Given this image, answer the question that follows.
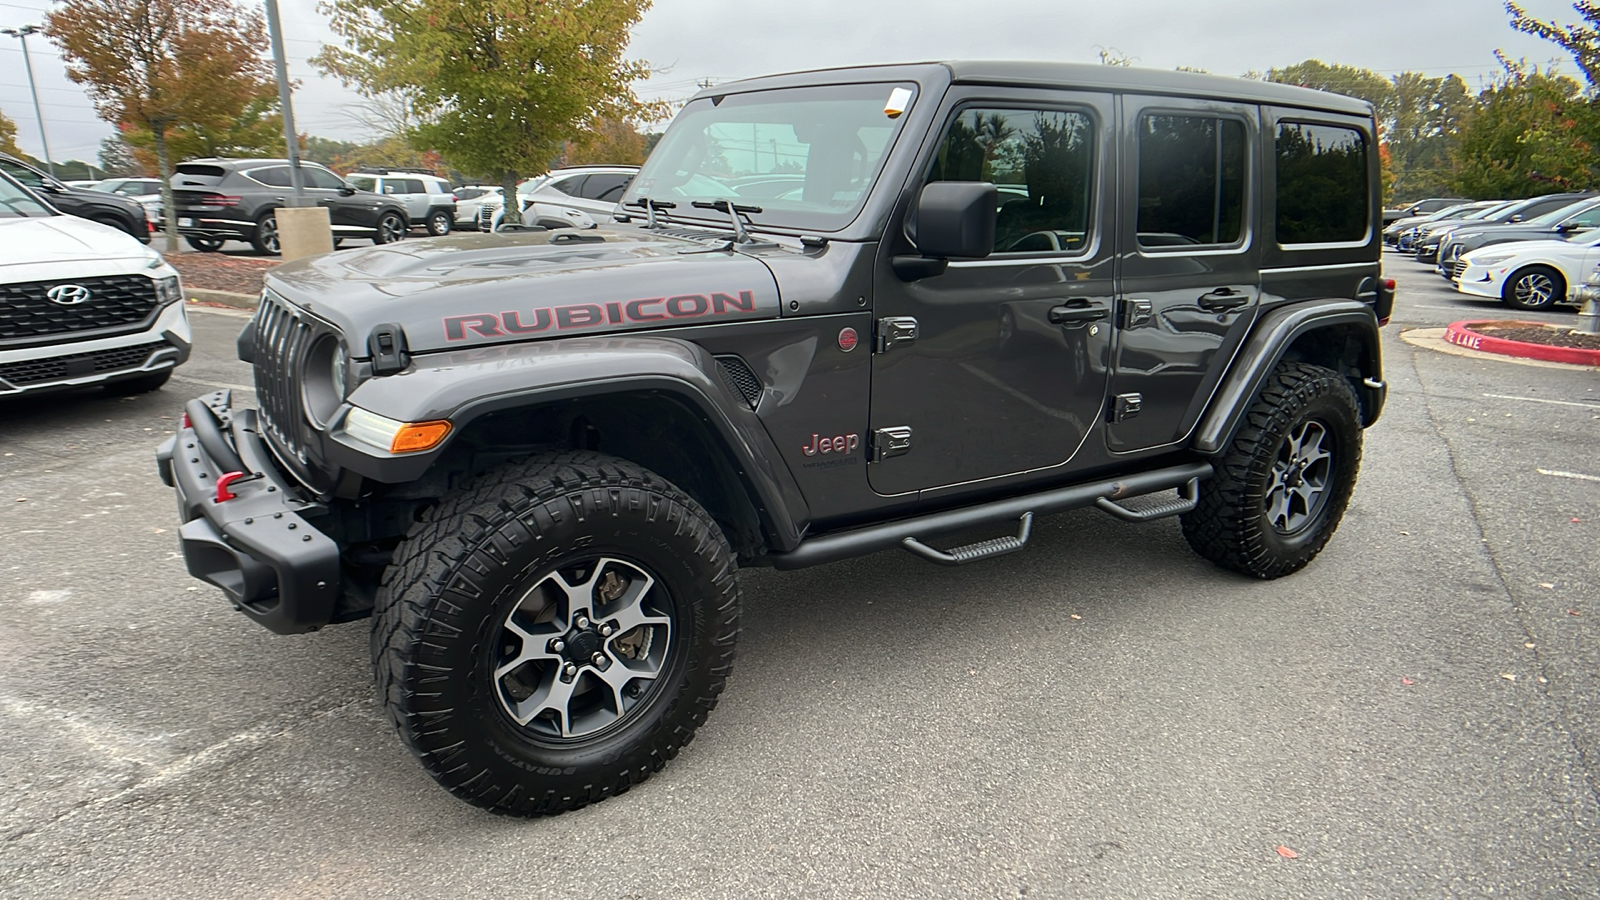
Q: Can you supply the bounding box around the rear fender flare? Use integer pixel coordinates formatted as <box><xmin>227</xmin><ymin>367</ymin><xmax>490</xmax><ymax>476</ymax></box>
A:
<box><xmin>1193</xmin><ymin>299</ymin><xmax>1383</xmax><ymax>454</ymax></box>
<box><xmin>328</xmin><ymin>334</ymin><xmax>810</xmax><ymax>551</ymax></box>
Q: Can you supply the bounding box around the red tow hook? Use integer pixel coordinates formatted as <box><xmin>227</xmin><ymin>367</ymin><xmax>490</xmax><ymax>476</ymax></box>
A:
<box><xmin>215</xmin><ymin>470</ymin><xmax>250</xmax><ymax>503</ymax></box>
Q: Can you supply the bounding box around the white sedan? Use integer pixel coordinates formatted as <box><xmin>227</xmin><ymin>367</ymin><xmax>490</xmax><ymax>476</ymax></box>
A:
<box><xmin>1454</xmin><ymin>230</ymin><xmax>1600</xmax><ymax>310</ymax></box>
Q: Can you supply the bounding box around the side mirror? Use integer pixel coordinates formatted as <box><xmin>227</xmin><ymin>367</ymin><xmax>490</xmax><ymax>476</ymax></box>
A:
<box><xmin>339</xmin><ymin>185</ymin><xmax>357</xmax><ymax>196</ymax></box>
<box><xmin>41</xmin><ymin>180</ymin><xmax>65</xmax><ymax>193</ymax></box>
<box><xmin>1509</xmin><ymin>214</ymin><xmax>1524</xmax><ymax>222</ymax></box>
<box><xmin>895</xmin><ymin>182</ymin><xmax>996</xmax><ymax>280</ymax></box>
<box><xmin>1556</xmin><ymin>222</ymin><xmax>1577</xmax><ymax>233</ymax></box>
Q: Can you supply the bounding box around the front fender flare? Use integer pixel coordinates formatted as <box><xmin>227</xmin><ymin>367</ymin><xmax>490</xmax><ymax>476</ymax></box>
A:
<box><xmin>329</xmin><ymin>334</ymin><xmax>810</xmax><ymax>551</ymax></box>
<box><xmin>1193</xmin><ymin>299</ymin><xmax>1384</xmax><ymax>455</ymax></box>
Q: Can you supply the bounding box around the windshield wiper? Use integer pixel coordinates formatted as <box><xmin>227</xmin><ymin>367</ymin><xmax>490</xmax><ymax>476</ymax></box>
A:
<box><xmin>691</xmin><ymin>199</ymin><xmax>765</xmax><ymax>245</ymax></box>
<box><xmin>624</xmin><ymin>197</ymin><xmax>677</xmax><ymax>229</ymax></box>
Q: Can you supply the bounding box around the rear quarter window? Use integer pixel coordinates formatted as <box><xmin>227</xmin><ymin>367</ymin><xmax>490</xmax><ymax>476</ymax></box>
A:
<box><xmin>1275</xmin><ymin>122</ymin><xmax>1370</xmax><ymax>245</ymax></box>
<box><xmin>173</xmin><ymin>165</ymin><xmax>228</xmax><ymax>187</ymax></box>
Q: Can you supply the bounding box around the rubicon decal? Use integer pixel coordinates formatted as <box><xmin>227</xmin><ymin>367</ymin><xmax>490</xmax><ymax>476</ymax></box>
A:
<box><xmin>444</xmin><ymin>290</ymin><xmax>759</xmax><ymax>341</ymax></box>
<box><xmin>801</xmin><ymin>432</ymin><xmax>860</xmax><ymax>457</ymax></box>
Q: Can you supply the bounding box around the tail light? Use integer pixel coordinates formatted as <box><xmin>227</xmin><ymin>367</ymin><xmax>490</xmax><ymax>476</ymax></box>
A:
<box><xmin>205</xmin><ymin>194</ymin><xmax>241</xmax><ymax>206</ymax></box>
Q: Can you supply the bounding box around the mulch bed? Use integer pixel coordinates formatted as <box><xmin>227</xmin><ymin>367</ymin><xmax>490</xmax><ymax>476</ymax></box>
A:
<box><xmin>163</xmin><ymin>252</ymin><xmax>278</xmax><ymax>296</ymax></box>
<box><xmin>1467</xmin><ymin>321</ymin><xmax>1600</xmax><ymax>352</ymax></box>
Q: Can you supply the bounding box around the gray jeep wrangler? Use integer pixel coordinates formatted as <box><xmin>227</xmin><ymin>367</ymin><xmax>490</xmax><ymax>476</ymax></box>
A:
<box><xmin>158</xmin><ymin>62</ymin><xmax>1391</xmax><ymax>815</ymax></box>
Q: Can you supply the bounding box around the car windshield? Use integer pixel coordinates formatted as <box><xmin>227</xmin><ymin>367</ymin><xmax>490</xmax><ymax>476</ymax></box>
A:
<box><xmin>625</xmin><ymin>81</ymin><xmax>919</xmax><ymax>232</ymax></box>
<box><xmin>1463</xmin><ymin>201</ymin><xmax>1514</xmax><ymax>220</ymax></box>
<box><xmin>0</xmin><ymin>173</ymin><xmax>53</xmax><ymax>218</ymax></box>
<box><xmin>1530</xmin><ymin>197</ymin><xmax>1600</xmax><ymax>226</ymax></box>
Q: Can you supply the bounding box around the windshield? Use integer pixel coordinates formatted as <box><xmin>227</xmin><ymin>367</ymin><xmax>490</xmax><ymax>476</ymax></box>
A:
<box><xmin>1463</xmin><ymin>201</ymin><xmax>1514</xmax><ymax>220</ymax></box>
<box><xmin>0</xmin><ymin>173</ymin><xmax>53</xmax><ymax>218</ymax></box>
<box><xmin>626</xmin><ymin>81</ymin><xmax>919</xmax><ymax>232</ymax></box>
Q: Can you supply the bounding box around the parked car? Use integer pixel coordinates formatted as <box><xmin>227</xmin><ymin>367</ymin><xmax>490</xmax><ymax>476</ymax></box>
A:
<box><xmin>1384</xmin><ymin>203</ymin><xmax>1476</xmax><ymax>247</ymax></box>
<box><xmin>1395</xmin><ymin>202</ymin><xmax>1496</xmax><ymax>252</ymax></box>
<box><xmin>159</xmin><ymin>61</ymin><xmax>1390</xmax><ymax>816</ymax></box>
<box><xmin>344</xmin><ymin>169</ymin><xmax>458</xmax><ymax>236</ymax></box>
<box><xmin>168</xmin><ymin>158</ymin><xmax>410</xmax><ymax>254</ymax></box>
<box><xmin>1454</xmin><ymin>230</ymin><xmax>1600</xmax><ymax>309</ymax></box>
<box><xmin>1415</xmin><ymin>192</ymin><xmax>1593</xmax><ymax>266</ymax></box>
<box><xmin>0</xmin><ymin>152</ymin><xmax>150</xmax><ymax>242</ymax></box>
<box><xmin>1407</xmin><ymin>199</ymin><xmax>1514</xmax><ymax>263</ymax></box>
<box><xmin>0</xmin><ymin>170</ymin><xmax>188</xmax><ymax>397</ymax></box>
<box><xmin>477</xmin><ymin>178</ymin><xmax>599</xmax><ymax>232</ymax></box>
<box><xmin>450</xmin><ymin>184</ymin><xmax>502</xmax><ymax>227</ymax></box>
<box><xmin>1438</xmin><ymin>194</ymin><xmax>1600</xmax><ymax>279</ymax></box>
<box><xmin>478</xmin><ymin>165</ymin><xmax>637</xmax><ymax>231</ymax></box>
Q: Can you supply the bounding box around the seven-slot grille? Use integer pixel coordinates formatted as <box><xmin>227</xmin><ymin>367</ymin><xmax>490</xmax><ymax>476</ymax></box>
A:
<box><xmin>1452</xmin><ymin>260</ymin><xmax>1468</xmax><ymax>281</ymax></box>
<box><xmin>0</xmin><ymin>275</ymin><xmax>160</xmax><ymax>344</ymax></box>
<box><xmin>478</xmin><ymin>204</ymin><xmax>496</xmax><ymax>232</ymax></box>
<box><xmin>251</xmin><ymin>291</ymin><xmax>324</xmax><ymax>467</ymax></box>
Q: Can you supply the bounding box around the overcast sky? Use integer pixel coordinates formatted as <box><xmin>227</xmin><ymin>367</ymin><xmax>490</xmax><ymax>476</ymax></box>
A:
<box><xmin>0</xmin><ymin>0</ymin><xmax>1589</xmax><ymax>167</ymax></box>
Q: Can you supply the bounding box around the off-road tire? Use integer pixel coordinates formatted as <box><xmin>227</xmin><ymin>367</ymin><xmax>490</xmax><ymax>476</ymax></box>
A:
<box><xmin>250</xmin><ymin>213</ymin><xmax>280</xmax><ymax>255</ymax></box>
<box><xmin>1180</xmin><ymin>362</ymin><xmax>1362</xmax><ymax>579</ymax></box>
<box><xmin>425</xmin><ymin>209</ymin><xmax>452</xmax><ymax>236</ymax></box>
<box><xmin>1502</xmin><ymin>265</ymin><xmax>1564</xmax><ymax>310</ymax></box>
<box><xmin>372</xmin><ymin>450</ymin><xmax>740</xmax><ymax>816</ymax></box>
<box><xmin>185</xmin><ymin>235</ymin><xmax>226</xmax><ymax>252</ymax></box>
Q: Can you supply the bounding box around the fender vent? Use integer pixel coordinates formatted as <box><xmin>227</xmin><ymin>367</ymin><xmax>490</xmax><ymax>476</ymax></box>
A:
<box><xmin>714</xmin><ymin>355</ymin><xmax>762</xmax><ymax>408</ymax></box>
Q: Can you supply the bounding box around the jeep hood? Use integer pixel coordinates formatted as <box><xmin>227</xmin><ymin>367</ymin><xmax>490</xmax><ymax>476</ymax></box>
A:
<box><xmin>265</xmin><ymin>230</ymin><xmax>781</xmax><ymax>355</ymax></box>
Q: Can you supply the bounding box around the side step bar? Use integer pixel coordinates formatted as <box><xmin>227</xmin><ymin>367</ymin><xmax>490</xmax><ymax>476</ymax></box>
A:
<box><xmin>903</xmin><ymin>513</ymin><xmax>1033</xmax><ymax>566</ymax></box>
<box><xmin>769</xmin><ymin>462</ymin><xmax>1212</xmax><ymax>570</ymax></box>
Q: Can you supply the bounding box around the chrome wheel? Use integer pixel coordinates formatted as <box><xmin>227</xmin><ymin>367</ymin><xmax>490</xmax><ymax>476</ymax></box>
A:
<box><xmin>1506</xmin><ymin>267</ymin><xmax>1563</xmax><ymax>310</ymax></box>
<box><xmin>1265</xmin><ymin>419</ymin><xmax>1332</xmax><ymax>535</ymax></box>
<box><xmin>493</xmin><ymin>557</ymin><xmax>674</xmax><ymax>741</ymax></box>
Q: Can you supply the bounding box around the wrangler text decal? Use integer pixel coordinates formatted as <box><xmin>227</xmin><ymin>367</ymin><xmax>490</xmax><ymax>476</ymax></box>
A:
<box><xmin>444</xmin><ymin>290</ymin><xmax>758</xmax><ymax>341</ymax></box>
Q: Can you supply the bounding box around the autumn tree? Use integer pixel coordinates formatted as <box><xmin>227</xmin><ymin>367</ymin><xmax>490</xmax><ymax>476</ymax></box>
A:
<box><xmin>0</xmin><ymin>108</ymin><xmax>22</xmax><ymax>158</ymax></box>
<box><xmin>315</xmin><ymin>0</ymin><xmax>661</xmax><ymax>225</ymax></box>
<box><xmin>559</xmin><ymin>117</ymin><xmax>649</xmax><ymax>167</ymax></box>
<box><xmin>1506</xmin><ymin>1</ymin><xmax>1600</xmax><ymax>88</ymax></box>
<box><xmin>45</xmin><ymin>0</ymin><xmax>277</xmax><ymax>250</ymax></box>
<box><xmin>1451</xmin><ymin>61</ymin><xmax>1598</xmax><ymax>197</ymax></box>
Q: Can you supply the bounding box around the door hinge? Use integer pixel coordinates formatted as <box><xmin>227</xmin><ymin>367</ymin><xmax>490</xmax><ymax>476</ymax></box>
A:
<box><xmin>1112</xmin><ymin>393</ymin><xmax>1143</xmax><ymax>422</ymax></box>
<box><xmin>1124</xmin><ymin>298</ymin><xmax>1153</xmax><ymax>329</ymax></box>
<box><xmin>870</xmin><ymin>426</ymin><xmax>913</xmax><ymax>462</ymax></box>
<box><xmin>876</xmin><ymin>317</ymin><xmax>919</xmax><ymax>353</ymax></box>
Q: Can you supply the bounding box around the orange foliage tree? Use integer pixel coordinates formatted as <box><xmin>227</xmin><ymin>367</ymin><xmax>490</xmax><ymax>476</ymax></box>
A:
<box><xmin>45</xmin><ymin>0</ymin><xmax>276</xmax><ymax>250</ymax></box>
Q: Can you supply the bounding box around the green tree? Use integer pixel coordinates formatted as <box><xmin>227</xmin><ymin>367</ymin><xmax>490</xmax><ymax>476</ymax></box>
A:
<box><xmin>1451</xmin><ymin>62</ymin><xmax>1597</xmax><ymax>197</ymax></box>
<box><xmin>45</xmin><ymin>0</ymin><xmax>277</xmax><ymax>250</ymax></box>
<box><xmin>98</xmin><ymin>134</ymin><xmax>144</xmax><ymax>177</ymax></box>
<box><xmin>315</xmin><ymin>0</ymin><xmax>660</xmax><ymax>225</ymax></box>
<box><xmin>1506</xmin><ymin>1</ymin><xmax>1600</xmax><ymax>87</ymax></box>
<box><xmin>0</xmin><ymin>108</ymin><xmax>22</xmax><ymax>157</ymax></box>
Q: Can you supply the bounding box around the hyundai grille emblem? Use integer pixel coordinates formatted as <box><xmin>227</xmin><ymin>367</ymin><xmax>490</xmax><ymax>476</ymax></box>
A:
<box><xmin>46</xmin><ymin>284</ymin><xmax>93</xmax><ymax>306</ymax></box>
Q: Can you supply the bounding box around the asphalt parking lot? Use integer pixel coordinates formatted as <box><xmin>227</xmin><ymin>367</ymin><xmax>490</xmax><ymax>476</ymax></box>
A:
<box><xmin>1</xmin><ymin>263</ymin><xmax>1596</xmax><ymax>898</ymax></box>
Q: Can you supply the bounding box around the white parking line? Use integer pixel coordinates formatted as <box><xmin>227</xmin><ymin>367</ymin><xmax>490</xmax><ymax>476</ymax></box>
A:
<box><xmin>1483</xmin><ymin>393</ymin><xmax>1600</xmax><ymax>410</ymax></box>
<box><xmin>1537</xmin><ymin>468</ymin><xmax>1600</xmax><ymax>483</ymax></box>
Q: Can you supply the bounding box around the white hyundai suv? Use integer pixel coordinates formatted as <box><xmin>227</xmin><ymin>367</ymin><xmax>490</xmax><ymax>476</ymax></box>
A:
<box><xmin>0</xmin><ymin>172</ymin><xmax>189</xmax><ymax>397</ymax></box>
<box><xmin>476</xmin><ymin>166</ymin><xmax>637</xmax><ymax>231</ymax></box>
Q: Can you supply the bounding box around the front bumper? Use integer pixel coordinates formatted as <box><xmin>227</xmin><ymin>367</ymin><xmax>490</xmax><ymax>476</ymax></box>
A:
<box><xmin>0</xmin><ymin>301</ymin><xmax>190</xmax><ymax>396</ymax></box>
<box><xmin>1453</xmin><ymin>264</ymin><xmax>1504</xmax><ymax>300</ymax></box>
<box><xmin>156</xmin><ymin>390</ymin><xmax>343</xmax><ymax>634</ymax></box>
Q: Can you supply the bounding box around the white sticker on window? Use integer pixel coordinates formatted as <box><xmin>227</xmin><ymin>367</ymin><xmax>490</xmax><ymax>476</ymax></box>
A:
<box><xmin>884</xmin><ymin>87</ymin><xmax>913</xmax><ymax>119</ymax></box>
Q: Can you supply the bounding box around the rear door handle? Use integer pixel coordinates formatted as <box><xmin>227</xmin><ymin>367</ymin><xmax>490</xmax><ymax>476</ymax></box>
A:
<box><xmin>1048</xmin><ymin>302</ymin><xmax>1110</xmax><ymax>326</ymax></box>
<box><xmin>1198</xmin><ymin>288</ymin><xmax>1251</xmax><ymax>311</ymax></box>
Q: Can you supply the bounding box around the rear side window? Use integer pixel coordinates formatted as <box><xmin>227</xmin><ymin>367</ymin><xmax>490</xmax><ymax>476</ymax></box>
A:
<box><xmin>247</xmin><ymin>166</ymin><xmax>292</xmax><ymax>187</ymax></box>
<box><xmin>1136</xmin><ymin>114</ymin><xmax>1246</xmax><ymax>248</ymax></box>
<box><xmin>1275</xmin><ymin>122</ymin><xmax>1369</xmax><ymax>244</ymax></box>
<box><xmin>579</xmin><ymin>173</ymin><xmax>632</xmax><ymax>202</ymax></box>
<box><xmin>546</xmin><ymin>175</ymin><xmax>584</xmax><ymax>196</ymax></box>
<box><xmin>926</xmin><ymin>106</ymin><xmax>1096</xmax><ymax>255</ymax></box>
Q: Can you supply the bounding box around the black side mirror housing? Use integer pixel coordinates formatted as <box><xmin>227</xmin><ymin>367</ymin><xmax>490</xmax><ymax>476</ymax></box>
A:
<box><xmin>894</xmin><ymin>182</ymin><xmax>997</xmax><ymax>281</ymax></box>
<box><xmin>1555</xmin><ymin>222</ymin><xmax>1577</xmax><ymax>233</ymax></box>
<box><xmin>339</xmin><ymin>185</ymin><xmax>357</xmax><ymax>196</ymax></box>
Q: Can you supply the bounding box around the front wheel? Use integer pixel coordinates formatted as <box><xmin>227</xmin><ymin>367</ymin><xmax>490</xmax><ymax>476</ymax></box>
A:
<box><xmin>1180</xmin><ymin>362</ymin><xmax>1362</xmax><ymax>579</ymax></box>
<box><xmin>185</xmin><ymin>235</ymin><xmax>225</xmax><ymax>252</ymax></box>
<box><xmin>373</xmin><ymin>211</ymin><xmax>407</xmax><ymax>244</ymax></box>
<box><xmin>372</xmin><ymin>451</ymin><xmax>740</xmax><ymax>815</ymax></box>
<box><xmin>1502</xmin><ymin>265</ymin><xmax>1565</xmax><ymax>310</ymax></box>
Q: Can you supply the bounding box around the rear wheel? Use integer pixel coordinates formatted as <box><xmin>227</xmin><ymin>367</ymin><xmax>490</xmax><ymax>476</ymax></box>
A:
<box><xmin>1180</xmin><ymin>362</ymin><xmax>1362</xmax><ymax>579</ymax></box>
<box><xmin>249</xmin><ymin>213</ymin><xmax>280</xmax><ymax>255</ymax></box>
<box><xmin>373</xmin><ymin>451</ymin><xmax>740</xmax><ymax>815</ymax></box>
<box><xmin>1502</xmin><ymin>265</ymin><xmax>1565</xmax><ymax>310</ymax></box>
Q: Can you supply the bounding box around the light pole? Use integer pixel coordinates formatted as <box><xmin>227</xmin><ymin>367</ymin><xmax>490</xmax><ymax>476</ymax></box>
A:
<box><xmin>1</xmin><ymin>24</ymin><xmax>54</xmax><ymax>177</ymax></box>
<box><xmin>262</xmin><ymin>0</ymin><xmax>306</xmax><ymax>206</ymax></box>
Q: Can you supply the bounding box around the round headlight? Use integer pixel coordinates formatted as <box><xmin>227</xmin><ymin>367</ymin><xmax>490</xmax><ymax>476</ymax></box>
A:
<box><xmin>331</xmin><ymin>344</ymin><xmax>347</xmax><ymax>399</ymax></box>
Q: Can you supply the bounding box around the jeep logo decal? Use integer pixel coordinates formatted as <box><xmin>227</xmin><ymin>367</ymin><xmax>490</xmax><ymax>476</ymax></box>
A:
<box><xmin>801</xmin><ymin>433</ymin><xmax>859</xmax><ymax>457</ymax></box>
<box><xmin>444</xmin><ymin>290</ymin><xmax>758</xmax><ymax>341</ymax></box>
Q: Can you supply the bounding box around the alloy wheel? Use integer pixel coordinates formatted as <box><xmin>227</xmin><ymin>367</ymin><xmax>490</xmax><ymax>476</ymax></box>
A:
<box><xmin>1265</xmin><ymin>419</ymin><xmax>1332</xmax><ymax>535</ymax></box>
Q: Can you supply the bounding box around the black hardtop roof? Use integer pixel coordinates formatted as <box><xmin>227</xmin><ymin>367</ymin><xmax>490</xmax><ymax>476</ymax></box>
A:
<box><xmin>701</xmin><ymin>61</ymin><xmax>1372</xmax><ymax>118</ymax></box>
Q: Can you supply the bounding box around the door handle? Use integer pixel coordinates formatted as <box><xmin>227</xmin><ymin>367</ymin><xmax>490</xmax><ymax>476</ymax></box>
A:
<box><xmin>1198</xmin><ymin>287</ymin><xmax>1251</xmax><ymax>311</ymax></box>
<box><xmin>1048</xmin><ymin>302</ymin><xmax>1110</xmax><ymax>326</ymax></box>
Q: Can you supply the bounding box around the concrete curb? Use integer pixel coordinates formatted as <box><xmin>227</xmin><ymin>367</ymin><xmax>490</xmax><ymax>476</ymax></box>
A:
<box><xmin>1399</xmin><ymin>328</ymin><xmax>1600</xmax><ymax>371</ymax></box>
<box><xmin>186</xmin><ymin>288</ymin><xmax>257</xmax><ymax>310</ymax></box>
<box><xmin>1445</xmin><ymin>320</ymin><xmax>1600</xmax><ymax>367</ymax></box>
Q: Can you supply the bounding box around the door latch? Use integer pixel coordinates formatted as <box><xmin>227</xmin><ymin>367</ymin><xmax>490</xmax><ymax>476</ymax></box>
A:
<box><xmin>876</xmin><ymin>317</ymin><xmax>919</xmax><ymax>353</ymax></box>
<box><xmin>870</xmin><ymin>426</ymin><xmax>913</xmax><ymax>461</ymax></box>
<box><xmin>1124</xmin><ymin>298</ymin><xmax>1153</xmax><ymax>329</ymax></box>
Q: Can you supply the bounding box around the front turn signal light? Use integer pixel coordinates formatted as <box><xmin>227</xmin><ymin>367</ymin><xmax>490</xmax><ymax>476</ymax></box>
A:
<box><xmin>344</xmin><ymin>407</ymin><xmax>452</xmax><ymax>453</ymax></box>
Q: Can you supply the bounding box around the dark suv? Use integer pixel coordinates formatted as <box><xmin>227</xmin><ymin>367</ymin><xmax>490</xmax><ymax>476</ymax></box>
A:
<box><xmin>0</xmin><ymin>152</ymin><xmax>150</xmax><ymax>242</ymax></box>
<box><xmin>1438</xmin><ymin>194</ymin><xmax>1600</xmax><ymax>278</ymax></box>
<box><xmin>160</xmin><ymin>62</ymin><xmax>1389</xmax><ymax>816</ymax></box>
<box><xmin>169</xmin><ymin>158</ymin><xmax>410</xmax><ymax>254</ymax></box>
